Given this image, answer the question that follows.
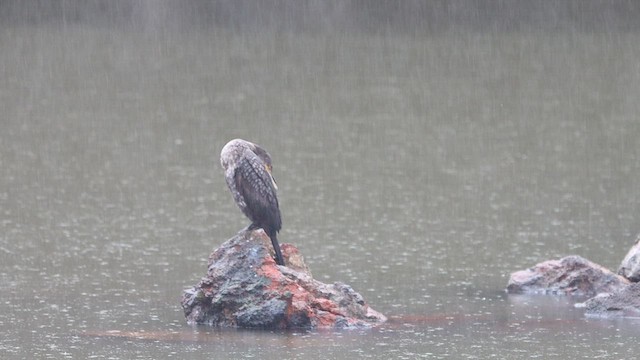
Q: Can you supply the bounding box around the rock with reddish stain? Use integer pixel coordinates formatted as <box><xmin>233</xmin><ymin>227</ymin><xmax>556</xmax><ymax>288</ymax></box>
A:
<box><xmin>506</xmin><ymin>255</ymin><xmax>630</xmax><ymax>296</ymax></box>
<box><xmin>181</xmin><ymin>229</ymin><xmax>386</xmax><ymax>329</ymax></box>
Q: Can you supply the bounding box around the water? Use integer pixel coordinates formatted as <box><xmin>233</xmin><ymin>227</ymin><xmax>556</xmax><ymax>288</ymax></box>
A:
<box><xmin>2</xmin><ymin>1</ymin><xmax>640</xmax><ymax>358</ymax></box>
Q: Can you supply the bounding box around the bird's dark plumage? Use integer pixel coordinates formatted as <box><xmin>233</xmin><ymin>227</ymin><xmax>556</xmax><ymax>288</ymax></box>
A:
<box><xmin>220</xmin><ymin>139</ymin><xmax>284</xmax><ymax>265</ymax></box>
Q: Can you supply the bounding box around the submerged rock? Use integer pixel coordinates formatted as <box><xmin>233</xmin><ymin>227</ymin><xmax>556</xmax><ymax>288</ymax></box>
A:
<box><xmin>580</xmin><ymin>283</ymin><xmax>640</xmax><ymax>318</ymax></box>
<box><xmin>181</xmin><ymin>229</ymin><xmax>386</xmax><ymax>329</ymax></box>
<box><xmin>617</xmin><ymin>235</ymin><xmax>640</xmax><ymax>282</ymax></box>
<box><xmin>506</xmin><ymin>255</ymin><xmax>630</xmax><ymax>296</ymax></box>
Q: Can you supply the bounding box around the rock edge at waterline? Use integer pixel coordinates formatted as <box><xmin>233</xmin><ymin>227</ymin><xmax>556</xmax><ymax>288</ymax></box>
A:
<box><xmin>507</xmin><ymin>236</ymin><xmax>640</xmax><ymax>318</ymax></box>
<box><xmin>181</xmin><ymin>229</ymin><xmax>386</xmax><ymax>329</ymax></box>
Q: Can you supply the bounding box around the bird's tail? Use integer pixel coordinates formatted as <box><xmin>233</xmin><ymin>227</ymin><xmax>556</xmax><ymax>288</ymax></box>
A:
<box><xmin>268</xmin><ymin>231</ymin><xmax>285</xmax><ymax>266</ymax></box>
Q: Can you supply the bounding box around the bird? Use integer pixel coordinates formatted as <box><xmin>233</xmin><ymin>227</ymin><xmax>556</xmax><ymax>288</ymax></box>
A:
<box><xmin>220</xmin><ymin>139</ymin><xmax>285</xmax><ymax>266</ymax></box>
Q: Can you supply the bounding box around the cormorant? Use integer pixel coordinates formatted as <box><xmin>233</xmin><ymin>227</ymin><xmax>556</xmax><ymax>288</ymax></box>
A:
<box><xmin>220</xmin><ymin>139</ymin><xmax>285</xmax><ymax>266</ymax></box>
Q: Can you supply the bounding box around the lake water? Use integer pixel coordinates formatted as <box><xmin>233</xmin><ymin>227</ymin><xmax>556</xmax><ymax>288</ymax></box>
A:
<box><xmin>2</xmin><ymin>1</ymin><xmax>640</xmax><ymax>359</ymax></box>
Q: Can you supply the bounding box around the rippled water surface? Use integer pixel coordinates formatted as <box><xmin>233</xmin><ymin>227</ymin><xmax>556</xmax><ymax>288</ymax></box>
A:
<box><xmin>2</xmin><ymin>1</ymin><xmax>640</xmax><ymax>359</ymax></box>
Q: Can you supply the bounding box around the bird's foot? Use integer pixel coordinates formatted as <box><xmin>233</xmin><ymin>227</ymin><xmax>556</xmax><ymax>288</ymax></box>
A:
<box><xmin>246</xmin><ymin>223</ymin><xmax>259</xmax><ymax>231</ymax></box>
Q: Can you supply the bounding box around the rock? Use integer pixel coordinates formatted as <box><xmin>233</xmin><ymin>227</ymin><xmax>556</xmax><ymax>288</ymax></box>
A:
<box><xmin>181</xmin><ymin>229</ymin><xmax>386</xmax><ymax>329</ymax></box>
<box><xmin>580</xmin><ymin>283</ymin><xmax>640</xmax><ymax>318</ymax></box>
<box><xmin>506</xmin><ymin>255</ymin><xmax>630</xmax><ymax>296</ymax></box>
<box><xmin>617</xmin><ymin>235</ymin><xmax>640</xmax><ymax>282</ymax></box>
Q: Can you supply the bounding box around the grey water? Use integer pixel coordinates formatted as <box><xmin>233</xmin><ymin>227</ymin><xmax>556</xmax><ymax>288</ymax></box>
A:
<box><xmin>2</xmin><ymin>1</ymin><xmax>640</xmax><ymax>358</ymax></box>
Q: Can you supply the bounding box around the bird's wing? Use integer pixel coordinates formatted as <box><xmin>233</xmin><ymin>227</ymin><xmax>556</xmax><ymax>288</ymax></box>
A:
<box><xmin>234</xmin><ymin>149</ymin><xmax>282</xmax><ymax>231</ymax></box>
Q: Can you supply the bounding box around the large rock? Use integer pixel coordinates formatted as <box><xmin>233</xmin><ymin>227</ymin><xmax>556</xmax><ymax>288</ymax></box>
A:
<box><xmin>617</xmin><ymin>235</ymin><xmax>640</xmax><ymax>282</ymax></box>
<box><xmin>506</xmin><ymin>255</ymin><xmax>630</xmax><ymax>296</ymax></box>
<box><xmin>580</xmin><ymin>283</ymin><xmax>640</xmax><ymax>318</ymax></box>
<box><xmin>181</xmin><ymin>229</ymin><xmax>386</xmax><ymax>329</ymax></box>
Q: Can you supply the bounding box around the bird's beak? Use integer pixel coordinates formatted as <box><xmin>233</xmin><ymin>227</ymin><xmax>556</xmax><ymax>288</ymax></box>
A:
<box><xmin>266</xmin><ymin>165</ymin><xmax>278</xmax><ymax>190</ymax></box>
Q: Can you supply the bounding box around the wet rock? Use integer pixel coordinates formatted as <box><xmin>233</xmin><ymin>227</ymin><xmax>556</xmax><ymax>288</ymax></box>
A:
<box><xmin>617</xmin><ymin>235</ymin><xmax>640</xmax><ymax>282</ymax></box>
<box><xmin>506</xmin><ymin>255</ymin><xmax>630</xmax><ymax>296</ymax></box>
<box><xmin>181</xmin><ymin>229</ymin><xmax>386</xmax><ymax>329</ymax></box>
<box><xmin>580</xmin><ymin>283</ymin><xmax>640</xmax><ymax>318</ymax></box>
